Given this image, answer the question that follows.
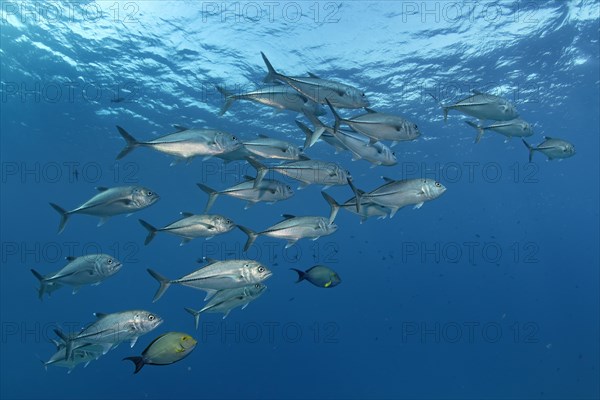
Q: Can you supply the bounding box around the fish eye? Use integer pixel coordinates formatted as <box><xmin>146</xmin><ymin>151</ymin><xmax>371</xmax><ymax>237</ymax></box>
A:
<box><xmin>258</xmin><ymin>266</ymin><xmax>265</xmax><ymax>272</ymax></box>
<box><xmin>361</xmin><ymin>92</ymin><xmax>365</xmax><ymax>97</ymax></box>
<box><xmin>232</xmin><ymin>136</ymin><xmax>237</xmax><ymax>141</ymax></box>
<box><xmin>244</xmin><ymin>263</ymin><xmax>249</xmax><ymax>268</ymax></box>
<box><xmin>148</xmin><ymin>314</ymin><xmax>155</xmax><ymax>321</ymax></box>
<box><xmin>287</xmin><ymin>185</ymin><xmax>292</xmax><ymax>190</ymax></box>
<box><xmin>435</xmin><ymin>182</ymin><xmax>441</xmax><ymax>187</ymax></box>
<box><xmin>108</xmin><ymin>259</ymin><xmax>113</xmax><ymax>264</ymax></box>
<box><xmin>414</xmin><ymin>124</ymin><xmax>418</xmax><ymax>129</ymax></box>
<box><xmin>392</xmin><ymin>152</ymin><xmax>396</xmax><ymax>156</ymax></box>
<box><xmin>255</xmin><ymin>284</ymin><xmax>261</xmax><ymax>288</ymax></box>
<box><xmin>147</xmin><ymin>191</ymin><xmax>153</xmax><ymax>196</ymax></box>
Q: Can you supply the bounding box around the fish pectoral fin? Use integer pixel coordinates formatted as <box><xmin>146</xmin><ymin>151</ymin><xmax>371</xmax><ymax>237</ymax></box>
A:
<box><xmin>413</xmin><ymin>202</ymin><xmax>424</xmax><ymax>210</ymax></box>
<box><xmin>129</xmin><ymin>337</ymin><xmax>138</xmax><ymax>348</ymax></box>
<box><xmin>285</xmin><ymin>240</ymin><xmax>298</xmax><ymax>248</ymax></box>
<box><xmin>241</xmin><ymin>303</ymin><xmax>250</xmax><ymax>310</ymax></box>
<box><xmin>97</xmin><ymin>217</ymin><xmax>111</xmax><ymax>227</ymax></box>
<box><xmin>179</xmin><ymin>238</ymin><xmax>192</xmax><ymax>246</ymax></box>
<box><xmin>72</xmin><ymin>286</ymin><xmax>80</xmax><ymax>295</ymax></box>
<box><xmin>203</xmin><ymin>289</ymin><xmax>218</xmax><ymax>301</ymax></box>
<box><xmin>324</xmin><ymin>281</ymin><xmax>332</xmax><ymax>288</ymax></box>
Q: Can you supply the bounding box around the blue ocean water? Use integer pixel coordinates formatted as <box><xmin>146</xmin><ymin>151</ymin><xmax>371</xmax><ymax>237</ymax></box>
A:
<box><xmin>1</xmin><ymin>1</ymin><xmax>599</xmax><ymax>399</ymax></box>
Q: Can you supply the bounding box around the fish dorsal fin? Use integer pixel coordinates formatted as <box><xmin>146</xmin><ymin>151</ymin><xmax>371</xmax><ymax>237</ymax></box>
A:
<box><xmin>281</xmin><ymin>214</ymin><xmax>296</xmax><ymax>220</ymax></box>
<box><xmin>180</xmin><ymin>212</ymin><xmax>194</xmax><ymax>217</ymax></box>
<box><xmin>198</xmin><ymin>257</ymin><xmax>219</xmax><ymax>265</ymax></box>
<box><xmin>364</xmin><ymin>107</ymin><xmax>377</xmax><ymax>113</ymax></box>
<box><xmin>93</xmin><ymin>312</ymin><xmax>108</xmax><ymax>319</ymax></box>
<box><xmin>65</xmin><ymin>256</ymin><xmax>77</xmax><ymax>262</ymax></box>
<box><xmin>544</xmin><ymin>136</ymin><xmax>554</xmax><ymax>140</ymax></box>
<box><xmin>95</xmin><ymin>186</ymin><xmax>109</xmax><ymax>192</ymax></box>
<box><xmin>257</xmin><ymin>134</ymin><xmax>270</xmax><ymax>139</ymax></box>
<box><xmin>172</xmin><ymin>124</ymin><xmax>189</xmax><ymax>132</ymax></box>
<box><xmin>381</xmin><ymin>176</ymin><xmax>396</xmax><ymax>183</ymax></box>
<box><xmin>471</xmin><ymin>89</ymin><xmax>484</xmax><ymax>95</ymax></box>
<box><xmin>242</xmin><ymin>175</ymin><xmax>255</xmax><ymax>181</ymax></box>
<box><xmin>307</xmin><ymin>72</ymin><xmax>321</xmax><ymax>79</ymax></box>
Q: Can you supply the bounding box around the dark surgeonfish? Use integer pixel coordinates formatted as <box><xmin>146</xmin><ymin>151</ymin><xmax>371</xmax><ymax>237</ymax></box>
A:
<box><xmin>184</xmin><ymin>283</ymin><xmax>267</xmax><ymax>329</ymax></box>
<box><xmin>522</xmin><ymin>136</ymin><xmax>575</xmax><ymax>162</ymax></box>
<box><xmin>349</xmin><ymin>177</ymin><xmax>446</xmax><ymax>218</ymax></box>
<box><xmin>49</xmin><ymin>186</ymin><xmax>160</xmax><ymax>234</ymax></box>
<box><xmin>53</xmin><ymin>310</ymin><xmax>163</xmax><ymax>360</ymax></box>
<box><xmin>432</xmin><ymin>90</ymin><xmax>519</xmax><ymax>122</ymax></box>
<box><xmin>216</xmin><ymin>84</ymin><xmax>326</xmax><ymax>116</ymax></box>
<box><xmin>31</xmin><ymin>254</ymin><xmax>122</xmax><ymax>299</ymax></box>
<box><xmin>465</xmin><ymin>118</ymin><xmax>534</xmax><ymax>143</ymax></box>
<box><xmin>123</xmin><ymin>332</ymin><xmax>197</xmax><ymax>374</ymax></box>
<box><xmin>260</xmin><ymin>52</ymin><xmax>369</xmax><ymax>109</ymax></box>
<box><xmin>115</xmin><ymin>125</ymin><xmax>242</xmax><ymax>163</ymax></box>
<box><xmin>290</xmin><ymin>265</ymin><xmax>341</xmax><ymax>288</ymax></box>
<box><xmin>147</xmin><ymin>258</ymin><xmax>272</xmax><ymax>302</ymax></box>
<box><xmin>139</xmin><ymin>213</ymin><xmax>236</xmax><ymax>246</ymax></box>
<box><xmin>197</xmin><ymin>177</ymin><xmax>294</xmax><ymax>212</ymax></box>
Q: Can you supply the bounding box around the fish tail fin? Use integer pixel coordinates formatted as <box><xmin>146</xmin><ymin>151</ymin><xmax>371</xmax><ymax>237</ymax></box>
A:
<box><xmin>138</xmin><ymin>219</ymin><xmax>157</xmax><ymax>245</ymax></box>
<box><xmin>196</xmin><ymin>183</ymin><xmax>219</xmax><ymax>212</ymax></box>
<box><xmin>260</xmin><ymin>52</ymin><xmax>279</xmax><ymax>83</ymax></box>
<box><xmin>49</xmin><ymin>202</ymin><xmax>69</xmax><ymax>234</ymax></box>
<box><xmin>464</xmin><ymin>121</ymin><xmax>485</xmax><ymax>144</ymax></box>
<box><xmin>347</xmin><ymin>178</ymin><xmax>364</xmax><ymax>213</ymax></box>
<box><xmin>295</xmin><ymin>119</ymin><xmax>315</xmax><ymax>149</ymax></box>
<box><xmin>30</xmin><ymin>269</ymin><xmax>47</xmax><ymax>300</ymax></box>
<box><xmin>237</xmin><ymin>225</ymin><xmax>259</xmax><ymax>252</ymax></box>
<box><xmin>325</xmin><ymin>98</ymin><xmax>343</xmax><ymax>133</ymax></box>
<box><xmin>115</xmin><ymin>125</ymin><xmax>141</xmax><ymax>160</ymax></box>
<box><xmin>215</xmin><ymin>85</ymin><xmax>235</xmax><ymax>116</ymax></box>
<box><xmin>53</xmin><ymin>329</ymin><xmax>73</xmax><ymax>360</ymax></box>
<box><xmin>246</xmin><ymin>158</ymin><xmax>268</xmax><ymax>188</ymax></box>
<box><xmin>321</xmin><ymin>191</ymin><xmax>340</xmax><ymax>224</ymax></box>
<box><xmin>522</xmin><ymin>139</ymin><xmax>534</xmax><ymax>162</ymax></box>
<box><xmin>428</xmin><ymin>93</ymin><xmax>448</xmax><ymax>122</ymax></box>
<box><xmin>146</xmin><ymin>269</ymin><xmax>171</xmax><ymax>302</ymax></box>
<box><xmin>290</xmin><ymin>268</ymin><xmax>306</xmax><ymax>283</ymax></box>
<box><xmin>443</xmin><ymin>107</ymin><xmax>449</xmax><ymax>122</ymax></box>
<box><xmin>183</xmin><ymin>307</ymin><xmax>202</xmax><ymax>330</ymax></box>
<box><xmin>301</xmin><ymin>111</ymin><xmax>327</xmax><ymax>148</ymax></box>
<box><xmin>123</xmin><ymin>356</ymin><xmax>145</xmax><ymax>374</ymax></box>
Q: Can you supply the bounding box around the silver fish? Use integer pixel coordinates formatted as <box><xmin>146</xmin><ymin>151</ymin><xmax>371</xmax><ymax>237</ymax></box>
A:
<box><xmin>243</xmin><ymin>134</ymin><xmax>307</xmax><ymax>161</ymax></box>
<box><xmin>31</xmin><ymin>254</ymin><xmax>122</xmax><ymax>299</ymax></box>
<box><xmin>465</xmin><ymin>118</ymin><xmax>534</xmax><ymax>143</ymax></box>
<box><xmin>49</xmin><ymin>186</ymin><xmax>160</xmax><ymax>234</ymax></box>
<box><xmin>147</xmin><ymin>259</ymin><xmax>272</xmax><ymax>302</ymax></box>
<box><xmin>184</xmin><ymin>283</ymin><xmax>267</xmax><ymax>329</ymax></box>
<box><xmin>197</xmin><ymin>177</ymin><xmax>294</xmax><ymax>212</ymax></box>
<box><xmin>326</xmin><ymin>100</ymin><xmax>420</xmax><ymax>146</ymax></box>
<box><xmin>238</xmin><ymin>214</ymin><xmax>338</xmax><ymax>251</ymax></box>
<box><xmin>249</xmin><ymin>158</ymin><xmax>351</xmax><ymax>189</ymax></box>
<box><xmin>54</xmin><ymin>310</ymin><xmax>162</xmax><ymax>360</ymax></box>
<box><xmin>296</xmin><ymin>120</ymin><xmax>347</xmax><ymax>154</ymax></box>
<box><xmin>43</xmin><ymin>340</ymin><xmax>105</xmax><ymax>373</ymax></box>
<box><xmin>261</xmin><ymin>52</ymin><xmax>369</xmax><ymax>109</ymax></box>
<box><xmin>321</xmin><ymin>192</ymin><xmax>389</xmax><ymax>224</ymax></box>
<box><xmin>349</xmin><ymin>177</ymin><xmax>447</xmax><ymax>218</ymax></box>
<box><xmin>139</xmin><ymin>213</ymin><xmax>236</xmax><ymax>246</ymax></box>
<box><xmin>303</xmin><ymin>115</ymin><xmax>397</xmax><ymax>166</ymax></box>
<box><xmin>434</xmin><ymin>90</ymin><xmax>519</xmax><ymax>122</ymax></box>
<box><xmin>216</xmin><ymin>84</ymin><xmax>326</xmax><ymax>116</ymax></box>
<box><xmin>115</xmin><ymin>125</ymin><xmax>242</xmax><ymax>162</ymax></box>
<box><xmin>522</xmin><ymin>136</ymin><xmax>575</xmax><ymax>162</ymax></box>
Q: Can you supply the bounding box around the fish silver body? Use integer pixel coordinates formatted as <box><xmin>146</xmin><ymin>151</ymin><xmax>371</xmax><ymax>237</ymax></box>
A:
<box><xmin>261</xmin><ymin>52</ymin><xmax>369</xmax><ymax>109</ymax></box>
<box><xmin>147</xmin><ymin>259</ymin><xmax>272</xmax><ymax>302</ymax></box>
<box><xmin>350</xmin><ymin>177</ymin><xmax>447</xmax><ymax>218</ymax></box>
<box><xmin>197</xmin><ymin>177</ymin><xmax>294</xmax><ymax>212</ymax></box>
<box><xmin>54</xmin><ymin>310</ymin><xmax>163</xmax><ymax>360</ymax></box>
<box><xmin>184</xmin><ymin>283</ymin><xmax>267</xmax><ymax>328</ymax></box>
<box><xmin>31</xmin><ymin>254</ymin><xmax>122</xmax><ymax>299</ymax></box>
<box><xmin>249</xmin><ymin>158</ymin><xmax>351</xmax><ymax>189</ymax></box>
<box><xmin>50</xmin><ymin>186</ymin><xmax>159</xmax><ymax>234</ymax></box>
<box><xmin>321</xmin><ymin>192</ymin><xmax>389</xmax><ymax>224</ymax></box>
<box><xmin>239</xmin><ymin>215</ymin><xmax>338</xmax><ymax>250</ymax></box>
<box><xmin>115</xmin><ymin>125</ymin><xmax>242</xmax><ymax>161</ymax></box>
<box><xmin>465</xmin><ymin>118</ymin><xmax>533</xmax><ymax>143</ymax></box>
<box><xmin>139</xmin><ymin>214</ymin><xmax>236</xmax><ymax>245</ymax></box>
<box><xmin>522</xmin><ymin>136</ymin><xmax>575</xmax><ymax>162</ymax></box>
<box><xmin>216</xmin><ymin>84</ymin><xmax>326</xmax><ymax>116</ymax></box>
<box><xmin>243</xmin><ymin>135</ymin><xmax>306</xmax><ymax>161</ymax></box>
<box><xmin>438</xmin><ymin>90</ymin><xmax>519</xmax><ymax>122</ymax></box>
